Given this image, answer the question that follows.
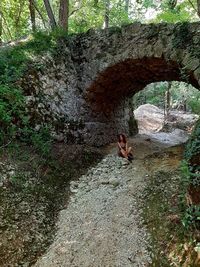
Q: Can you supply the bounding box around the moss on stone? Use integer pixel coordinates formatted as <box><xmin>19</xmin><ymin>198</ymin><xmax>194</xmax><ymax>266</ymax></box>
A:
<box><xmin>128</xmin><ymin>116</ymin><xmax>138</xmax><ymax>136</ymax></box>
<box><xmin>172</xmin><ymin>22</ymin><xmax>193</xmax><ymax>50</ymax></box>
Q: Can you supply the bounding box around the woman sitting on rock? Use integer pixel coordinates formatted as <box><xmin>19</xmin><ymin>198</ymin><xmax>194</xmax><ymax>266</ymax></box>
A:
<box><xmin>117</xmin><ymin>134</ymin><xmax>133</xmax><ymax>162</ymax></box>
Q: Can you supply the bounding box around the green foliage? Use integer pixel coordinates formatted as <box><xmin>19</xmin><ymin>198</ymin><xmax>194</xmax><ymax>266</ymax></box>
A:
<box><xmin>133</xmin><ymin>82</ymin><xmax>167</xmax><ymax>109</ymax></box>
<box><xmin>0</xmin><ymin>47</ymin><xmax>28</xmax><ymax>83</ymax></box>
<box><xmin>0</xmin><ymin>84</ymin><xmax>25</xmax><ymax>144</ymax></box>
<box><xmin>155</xmin><ymin>0</ymin><xmax>198</xmax><ymax>23</ymax></box>
<box><xmin>184</xmin><ymin>119</ymin><xmax>200</xmax><ymax>162</ymax></box>
<box><xmin>0</xmin><ymin>0</ymin><xmax>199</xmax><ymax>43</ymax></box>
<box><xmin>133</xmin><ymin>81</ymin><xmax>200</xmax><ymax>114</ymax></box>
<box><xmin>188</xmin><ymin>98</ymin><xmax>200</xmax><ymax>115</ymax></box>
<box><xmin>180</xmin><ymin>160</ymin><xmax>191</xmax><ymax>185</ymax></box>
<box><xmin>0</xmin><ymin>31</ymin><xmax>67</xmax><ymax>85</ymax></box>
<box><xmin>26</xmin><ymin>127</ymin><xmax>53</xmax><ymax>155</ymax></box>
<box><xmin>182</xmin><ymin>205</ymin><xmax>200</xmax><ymax>229</ymax></box>
<box><xmin>0</xmin><ymin>31</ymin><xmax>66</xmax><ymax>149</ymax></box>
<box><xmin>180</xmin><ymin>119</ymin><xmax>200</xmax><ymax>230</ymax></box>
<box><xmin>180</xmin><ymin>160</ymin><xmax>200</xmax><ymax>187</ymax></box>
<box><xmin>15</xmin><ymin>125</ymin><xmax>51</xmax><ymax>155</ymax></box>
<box><xmin>189</xmin><ymin>166</ymin><xmax>200</xmax><ymax>187</ymax></box>
<box><xmin>24</xmin><ymin>30</ymin><xmax>69</xmax><ymax>54</ymax></box>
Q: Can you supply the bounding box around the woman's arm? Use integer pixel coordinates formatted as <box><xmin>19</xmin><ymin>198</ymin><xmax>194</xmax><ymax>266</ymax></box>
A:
<box><xmin>117</xmin><ymin>142</ymin><xmax>122</xmax><ymax>150</ymax></box>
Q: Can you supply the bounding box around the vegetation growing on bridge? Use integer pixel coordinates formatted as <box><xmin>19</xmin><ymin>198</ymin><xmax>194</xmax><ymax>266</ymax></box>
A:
<box><xmin>0</xmin><ymin>0</ymin><xmax>200</xmax><ymax>43</ymax></box>
<box><xmin>0</xmin><ymin>31</ymin><xmax>62</xmax><ymax>150</ymax></box>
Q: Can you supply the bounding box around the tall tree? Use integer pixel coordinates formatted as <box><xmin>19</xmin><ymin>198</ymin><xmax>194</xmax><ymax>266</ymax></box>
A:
<box><xmin>59</xmin><ymin>0</ymin><xmax>69</xmax><ymax>31</ymax></box>
<box><xmin>165</xmin><ymin>82</ymin><xmax>171</xmax><ymax>119</ymax></box>
<box><xmin>0</xmin><ymin>4</ymin><xmax>2</xmax><ymax>44</ymax></box>
<box><xmin>15</xmin><ymin>0</ymin><xmax>26</xmax><ymax>33</ymax></box>
<box><xmin>125</xmin><ymin>0</ymin><xmax>129</xmax><ymax>13</ymax></box>
<box><xmin>29</xmin><ymin>0</ymin><xmax>36</xmax><ymax>31</ymax></box>
<box><xmin>33</xmin><ymin>1</ymin><xmax>48</xmax><ymax>29</ymax></box>
<box><xmin>168</xmin><ymin>0</ymin><xmax>177</xmax><ymax>9</ymax></box>
<box><xmin>43</xmin><ymin>0</ymin><xmax>57</xmax><ymax>29</ymax></box>
<box><xmin>104</xmin><ymin>0</ymin><xmax>110</xmax><ymax>28</ymax></box>
<box><xmin>197</xmin><ymin>0</ymin><xmax>200</xmax><ymax>17</ymax></box>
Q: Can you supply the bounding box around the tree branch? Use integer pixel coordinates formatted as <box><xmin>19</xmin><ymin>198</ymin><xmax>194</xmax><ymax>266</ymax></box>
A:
<box><xmin>33</xmin><ymin>0</ymin><xmax>48</xmax><ymax>29</ymax></box>
<box><xmin>188</xmin><ymin>0</ymin><xmax>198</xmax><ymax>13</ymax></box>
<box><xmin>0</xmin><ymin>11</ymin><xmax>12</xmax><ymax>39</ymax></box>
<box><xmin>69</xmin><ymin>0</ymin><xmax>82</xmax><ymax>17</ymax></box>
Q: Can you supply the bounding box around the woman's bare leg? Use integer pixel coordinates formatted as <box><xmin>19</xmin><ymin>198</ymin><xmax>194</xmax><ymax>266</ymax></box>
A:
<box><xmin>120</xmin><ymin>149</ymin><xmax>128</xmax><ymax>159</ymax></box>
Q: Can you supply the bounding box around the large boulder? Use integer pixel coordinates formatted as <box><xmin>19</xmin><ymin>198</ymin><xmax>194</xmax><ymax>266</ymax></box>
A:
<box><xmin>134</xmin><ymin>104</ymin><xmax>165</xmax><ymax>133</ymax></box>
<box><xmin>134</xmin><ymin>104</ymin><xmax>199</xmax><ymax>134</ymax></box>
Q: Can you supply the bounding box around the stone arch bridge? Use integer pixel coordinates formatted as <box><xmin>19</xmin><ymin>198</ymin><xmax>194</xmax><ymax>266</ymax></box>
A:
<box><xmin>24</xmin><ymin>22</ymin><xmax>200</xmax><ymax>146</ymax></box>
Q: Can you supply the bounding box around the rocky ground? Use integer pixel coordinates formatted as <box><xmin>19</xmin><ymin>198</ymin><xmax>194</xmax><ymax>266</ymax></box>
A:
<box><xmin>0</xmin><ymin>105</ymin><xmax>197</xmax><ymax>267</ymax></box>
<box><xmin>0</xmin><ymin>144</ymin><xmax>103</xmax><ymax>267</ymax></box>
<box><xmin>34</xmin><ymin>134</ymin><xmax>184</xmax><ymax>267</ymax></box>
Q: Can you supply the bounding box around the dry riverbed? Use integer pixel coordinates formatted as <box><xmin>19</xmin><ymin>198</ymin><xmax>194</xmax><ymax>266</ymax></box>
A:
<box><xmin>0</xmin><ymin>143</ymin><xmax>103</xmax><ymax>267</ymax></box>
<box><xmin>34</xmin><ymin>134</ymin><xmax>185</xmax><ymax>267</ymax></box>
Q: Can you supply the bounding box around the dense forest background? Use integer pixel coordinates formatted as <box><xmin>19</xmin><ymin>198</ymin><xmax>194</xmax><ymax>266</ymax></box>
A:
<box><xmin>133</xmin><ymin>81</ymin><xmax>200</xmax><ymax>114</ymax></box>
<box><xmin>0</xmin><ymin>0</ymin><xmax>200</xmax><ymax>42</ymax></box>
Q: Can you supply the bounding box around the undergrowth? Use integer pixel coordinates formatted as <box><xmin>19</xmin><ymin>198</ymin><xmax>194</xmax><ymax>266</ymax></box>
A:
<box><xmin>142</xmin><ymin>120</ymin><xmax>200</xmax><ymax>266</ymax></box>
<box><xmin>0</xmin><ymin>30</ymin><xmax>68</xmax><ymax>151</ymax></box>
<box><xmin>0</xmin><ymin>142</ymin><xmax>103</xmax><ymax>266</ymax></box>
<box><xmin>180</xmin><ymin>119</ymin><xmax>200</xmax><ymax>230</ymax></box>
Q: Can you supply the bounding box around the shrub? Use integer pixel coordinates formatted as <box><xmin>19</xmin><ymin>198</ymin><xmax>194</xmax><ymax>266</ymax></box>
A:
<box><xmin>184</xmin><ymin>119</ymin><xmax>200</xmax><ymax>164</ymax></box>
<box><xmin>182</xmin><ymin>205</ymin><xmax>200</xmax><ymax>229</ymax></box>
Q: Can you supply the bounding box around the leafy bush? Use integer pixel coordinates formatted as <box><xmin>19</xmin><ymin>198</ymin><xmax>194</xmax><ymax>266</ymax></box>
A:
<box><xmin>182</xmin><ymin>205</ymin><xmax>200</xmax><ymax>229</ymax></box>
<box><xmin>0</xmin><ymin>85</ymin><xmax>26</xmax><ymax>144</ymax></box>
<box><xmin>180</xmin><ymin>119</ymin><xmax>200</xmax><ymax>229</ymax></box>
<box><xmin>30</xmin><ymin>127</ymin><xmax>53</xmax><ymax>155</ymax></box>
<box><xmin>180</xmin><ymin>161</ymin><xmax>200</xmax><ymax>187</ymax></box>
<box><xmin>188</xmin><ymin>99</ymin><xmax>200</xmax><ymax>115</ymax></box>
<box><xmin>184</xmin><ymin>119</ymin><xmax>200</xmax><ymax>162</ymax></box>
<box><xmin>19</xmin><ymin>126</ymin><xmax>53</xmax><ymax>155</ymax></box>
<box><xmin>180</xmin><ymin>160</ymin><xmax>191</xmax><ymax>185</ymax></box>
<box><xmin>0</xmin><ymin>31</ymin><xmax>65</xmax><ymax>149</ymax></box>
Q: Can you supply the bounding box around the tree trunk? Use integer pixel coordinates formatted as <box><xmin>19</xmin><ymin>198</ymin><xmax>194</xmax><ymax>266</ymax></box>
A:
<box><xmin>15</xmin><ymin>0</ymin><xmax>26</xmax><ymax>32</ymax></box>
<box><xmin>125</xmin><ymin>0</ymin><xmax>129</xmax><ymax>13</ymax></box>
<box><xmin>165</xmin><ymin>82</ymin><xmax>171</xmax><ymax>119</ymax></box>
<box><xmin>168</xmin><ymin>0</ymin><xmax>177</xmax><ymax>9</ymax></box>
<box><xmin>29</xmin><ymin>0</ymin><xmax>36</xmax><ymax>32</ymax></box>
<box><xmin>104</xmin><ymin>0</ymin><xmax>110</xmax><ymax>28</ymax></box>
<box><xmin>33</xmin><ymin>1</ymin><xmax>48</xmax><ymax>29</ymax></box>
<box><xmin>183</xmin><ymin>99</ymin><xmax>187</xmax><ymax>112</ymax></box>
<box><xmin>197</xmin><ymin>0</ymin><xmax>200</xmax><ymax>17</ymax></box>
<box><xmin>2</xmin><ymin>15</ymin><xmax>12</xmax><ymax>40</ymax></box>
<box><xmin>0</xmin><ymin>7</ymin><xmax>2</xmax><ymax>44</ymax></box>
<box><xmin>43</xmin><ymin>0</ymin><xmax>57</xmax><ymax>29</ymax></box>
<box><xmin>59</xmin><ymin>0</ymin><xmax>69</xmax><ymax>32</ymax></box>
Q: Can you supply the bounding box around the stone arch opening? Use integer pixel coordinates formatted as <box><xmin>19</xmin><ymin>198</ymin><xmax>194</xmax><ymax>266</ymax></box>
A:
<box><xmin>86</xmin><ymin>57</ymin><xmax>199</xmax><ymax>114</ymax></box>
<box><xmin>85</xmin><ymin>57</ymin><xmax>200</xmax><ymax>145</ymax></box>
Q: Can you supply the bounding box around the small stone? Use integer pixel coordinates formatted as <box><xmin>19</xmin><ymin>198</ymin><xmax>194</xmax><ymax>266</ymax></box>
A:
<box><xmin>109</xmin><ymin>178</ymin><xmax>120</xmax><ymax>187</ymax></box>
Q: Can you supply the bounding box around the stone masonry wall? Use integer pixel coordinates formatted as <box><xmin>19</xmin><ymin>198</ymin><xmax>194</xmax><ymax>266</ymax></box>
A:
<box><xmin>22</xmin><ymin>22</ymin><xmax>200</xmax><ymax>146</ymax></box>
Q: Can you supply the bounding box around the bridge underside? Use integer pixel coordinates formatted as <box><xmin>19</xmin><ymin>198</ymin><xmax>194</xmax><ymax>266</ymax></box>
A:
<box><xmin>87</xmin><ymin>57</ymin><xmax>199</xmax><ymax>115</ymax></box>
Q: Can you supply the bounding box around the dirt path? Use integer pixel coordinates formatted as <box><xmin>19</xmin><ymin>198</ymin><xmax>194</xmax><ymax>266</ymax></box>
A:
<box><xmin>34</xmin><ymin>134</ymin><xmax>184</xmax><ymax>267</ymax></box>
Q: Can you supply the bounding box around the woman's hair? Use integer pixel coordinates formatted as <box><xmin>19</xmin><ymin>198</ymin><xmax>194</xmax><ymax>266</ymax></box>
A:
<box><xmin>117</xmin><ymin>133</ymin><xmax>127</xmax><ymax>143</ymax></box>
